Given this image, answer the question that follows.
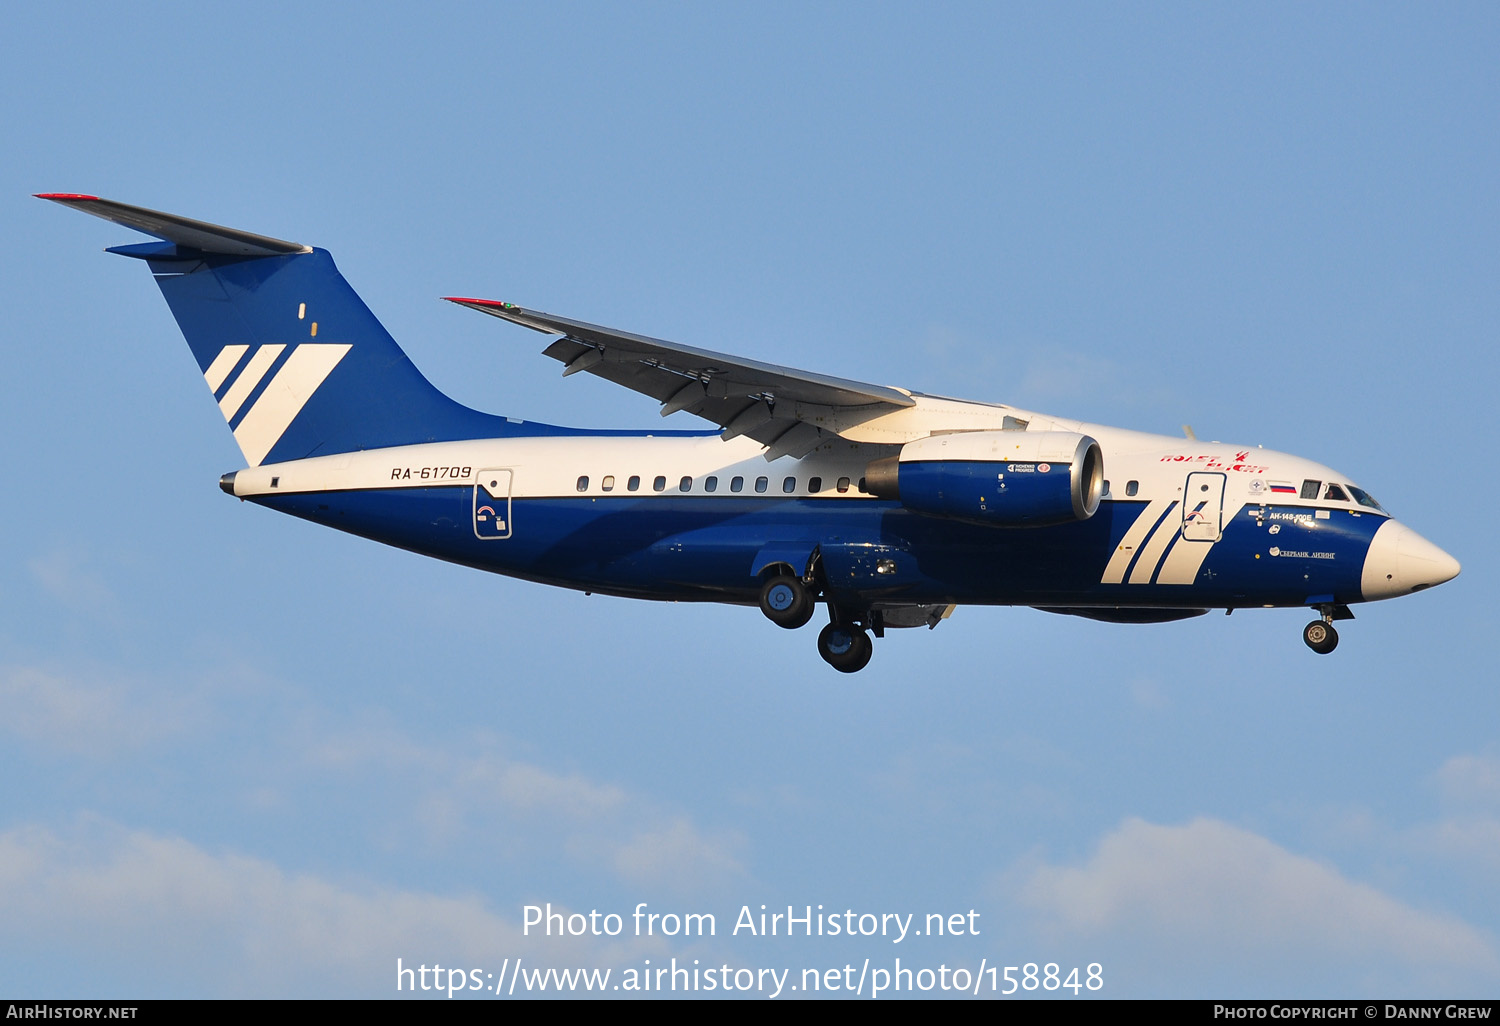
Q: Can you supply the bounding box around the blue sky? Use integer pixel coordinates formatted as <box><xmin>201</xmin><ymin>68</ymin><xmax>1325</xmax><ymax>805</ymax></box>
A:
<box><xmin>1</xmin><ymin>2</ymin><xmax>1496</xmax><ymax>998</ymax></box>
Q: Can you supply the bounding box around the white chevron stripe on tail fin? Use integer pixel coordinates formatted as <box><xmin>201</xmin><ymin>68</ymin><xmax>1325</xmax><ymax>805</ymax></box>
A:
<box><xmin>218</xmin><ymin>344</ymin><xmax>285</xmax><ymax>420</ymax></box>
<box><xmin>233</xmin><ymin>343</ymin><xmax>352</xmax><ymax>466</ymax></box>
<box><xmin>203</xmin><ymin>345</ymin><xmax>249</xmax><ymax>393</ymax></box>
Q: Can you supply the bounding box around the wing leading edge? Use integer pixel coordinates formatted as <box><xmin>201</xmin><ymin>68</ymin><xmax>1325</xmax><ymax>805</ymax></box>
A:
<box><xmin>445</xmin><ymin>297</ymin><xmax>916</xmax><ymax>458</ymax></box>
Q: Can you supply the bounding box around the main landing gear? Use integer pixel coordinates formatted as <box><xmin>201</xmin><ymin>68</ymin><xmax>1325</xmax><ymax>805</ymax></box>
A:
<box><xmin>817</xmin><ymin>622</ymin><xmax>873</xmax><ymax>673</ymax></box>
<box><xmin>758</xmin><ymin>574</ymin><xmax>815</xmax><ymax>630</ymax></box>
<box><xmin>757</xmin><ymin>567</ymin><xmax>875</xmax><ymax>672</ymax></box>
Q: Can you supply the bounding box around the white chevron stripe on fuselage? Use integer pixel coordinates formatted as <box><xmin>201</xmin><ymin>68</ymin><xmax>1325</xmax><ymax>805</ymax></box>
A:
<box><xmin>1155</xmin><ymin>498</ymin><xmax>1247</xmax><ymax>585</ymax></box>
<box><xmin>1101</xmin><ymin>498</ymin><xmax>1173</xmax><ymax>584</ymax></box>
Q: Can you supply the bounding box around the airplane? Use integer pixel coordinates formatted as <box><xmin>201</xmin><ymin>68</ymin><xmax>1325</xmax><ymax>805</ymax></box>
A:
<box><xmin>41</xmin><ymin>194</ymin><xmax>1461</xmax><ymax>672</ymax></box>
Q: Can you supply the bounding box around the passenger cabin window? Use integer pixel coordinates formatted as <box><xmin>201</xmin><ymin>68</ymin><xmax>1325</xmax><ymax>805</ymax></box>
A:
<box><xmin>1102</xmin><ymin>480</ymin><xmax>1110</xmax><ymax>496</ymax></box>
<box><xmin>731</xmin><ymin>476</ymin><xmax>744</xmax><ymax>492</ymax></box>
<box><xmin>628</xmin><ymin>475</ymin><xmax>640</xmax><ymax>492</ymax></box>
<box><xmin>837</xmin><ymin>477</ymin><xmax>851</xmax><ymax>493</ymax></box>
<box><xmin>1125</xmin><ymin>480</ymin><xmax>1139</xmax><ymax>497</ymax></box>
<box><xmin>653</xmin><ymin>476</ymin><xmax>666</xmax><ymax>492</ymax></box>
<box><xmin>782</xmin><ymin>477</ymin><xmax>796</xmax><ymax>493</ymax></box>
<box><xmin>679</xmin><ymin>476</ymin><xmax>692</xmax><ymax>492</ymax></box>
<box><xmin>705</xmin><ymin>476</ymin><xmax>718</xmax><ymax>493</ymax></box>
<box><xmin>576</xmin><ymin>476</ymin><xmax>588</xmax><ymax>492</ymax></box>
<box><xmin>1324</xmin><ymin>483</ymin><xmax>1349</xmax><ymax>502</ymax></box>
<box><xmin>601</xmin><ymin>475</ymin><xmax>615</xmax><ymax>492</ymax></box>
<box><xmin>1300</xmin><ymin>480</ymin><xmax>1321</xmax><ymax>500</ymax></box>
<box><xmin>755</xmin><ymin>476</ymin><xmax>769</xmax><ymax>493</ymax></box>
<box><xmin>808</xmin><ymin>477</ymin><xmax>822</xmax><ymax>493</ymax></box>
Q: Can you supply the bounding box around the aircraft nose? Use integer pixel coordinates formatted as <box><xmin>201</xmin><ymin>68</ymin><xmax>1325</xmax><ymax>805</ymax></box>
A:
<box><xmin>1361</xmin><ymin>520</ymin><xmax>1461</xmax><ymax>601</ymax></box>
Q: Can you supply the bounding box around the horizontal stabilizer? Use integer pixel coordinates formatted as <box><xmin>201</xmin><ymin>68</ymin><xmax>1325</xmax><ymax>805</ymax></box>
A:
<box><xmin>36</xmin><ymin>194</ymin><xmax>311</xmax><ymax>257</ymax></box>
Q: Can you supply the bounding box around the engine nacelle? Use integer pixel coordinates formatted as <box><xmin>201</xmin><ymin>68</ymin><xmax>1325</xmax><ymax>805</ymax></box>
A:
<box><xmin>865</xmin><ymin>430</ymin><xmax>1103</xmax><ymax>527</ymax></box>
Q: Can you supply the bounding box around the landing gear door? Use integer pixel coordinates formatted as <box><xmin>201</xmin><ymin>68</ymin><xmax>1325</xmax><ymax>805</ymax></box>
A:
<box><xmin>1181</xmin><ymin>472</ymin><xmax>1225</xmax><ymax>542</ymax></box>
<box><xmin>474</xmin><ymin>469</ymin><xmax>513</xmax><ymax>540</ymax></box>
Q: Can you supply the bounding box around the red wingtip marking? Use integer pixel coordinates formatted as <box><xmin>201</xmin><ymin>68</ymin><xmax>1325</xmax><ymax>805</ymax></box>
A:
<box><xmin>442</xmin><ymin>296</ymin><xmax>506</xmax><ymax>306</ymax></box>
<box><xmin>35</xmin><ymin>193</ymin><xmax>101</xmax><ymax>201</ymax></box>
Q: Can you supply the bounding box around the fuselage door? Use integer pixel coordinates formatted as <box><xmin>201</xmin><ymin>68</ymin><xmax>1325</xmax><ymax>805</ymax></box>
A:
<box><xmin>1181</xmin><ymin>472</ymin><xmax>1225</xmax><ymax>542</ymax></box>
<box><xmin>474</xmin><ymin>469</ymin><xmax>513</xmax><ymax>540</ymax></box>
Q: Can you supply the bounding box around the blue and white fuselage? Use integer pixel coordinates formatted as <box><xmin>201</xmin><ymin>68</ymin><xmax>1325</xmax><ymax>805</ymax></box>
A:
<box><xmin>46</xmin><ymin>194</ymin><xmax>1460</xmax><ymax>671</ymax></box>
<box><xmin>222</xmin><ymin>420</ymin><xmax>1447</xmax><ymax>613</ymax></box>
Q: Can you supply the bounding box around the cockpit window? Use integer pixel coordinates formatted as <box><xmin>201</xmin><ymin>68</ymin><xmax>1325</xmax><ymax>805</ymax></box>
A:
<box><xmin>1300</xmin><ymin>480</ymin><xmax>1321</xmax><ymax>500</ymax></box>
<box><xmin>1324</xmin><ymin>483</ymin><xmax>1349</xmax><ymax>502</ymax></box>
<box><xmin>1347</xmin><ymin>485</ymin><xmax>1388</xmax><ymax>514</ymax></box>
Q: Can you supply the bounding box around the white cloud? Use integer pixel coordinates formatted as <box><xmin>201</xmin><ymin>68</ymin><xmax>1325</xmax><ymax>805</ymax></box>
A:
<box><xmin>1415</xmin><ymin>816</ymin><xmax>1500</xmax><ymax>865</ymax></box>
<box><xmin>1128</xmin><ymin>675</ymin><xmax>1171</xmax><ymax>711</ymax></box>
<box><xmin>1017</xmin><ymin>817</ymin><xmax>1499</xmax><ymax>990</ymax></box>
<box><xmin>0</xmin><ymin>818</ymin><xmax>655</xmax><ymax>997</ymax></box>
<box><xmin>304</xmin><ymin>722</ymin><xmax>745</xmax><ymax>893</ymax></box>
<box><xmin>0</xmin><ymin>665</ymin><xmax>200</xmax><ymax>755</ymax></box>
<box><xmin>875</xmin><ymin>738</ymin><xmax>1080</xmax><ymax>823</ymax></box>
<box><xmin>610</xmin><ymin>818</ymin><xmax>745</xmax><ymax>890</ymax></box>
<box><xmin>0</xmin><ymin>659</ymin><xmax>745</xmax><ymax>896</ymax></box>
<box><xmin>1436</xmin><ymin>755</ymin><xmax>1500</xmax><ymax>811</ymax></box>
<box><xmin>27</xmin><ymin>549</ymin><xmax>118</xmax><ymax>615</ymax></box>
<box><xmin>1402</xmin><ymin>754</ymin><xmax>1500</xmax><ymax>874</ymax></box>
<box><xmin>457</xmin><ymin>755</ymin><xmax>628</xmax><ymax>818</ymax></box>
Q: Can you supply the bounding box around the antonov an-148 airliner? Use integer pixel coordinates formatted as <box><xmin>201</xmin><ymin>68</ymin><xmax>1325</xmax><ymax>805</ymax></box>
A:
<box><xmin>44</xmin><ymin>194</ymin><xmax>1460</xmax><ymax>672</ymax></box>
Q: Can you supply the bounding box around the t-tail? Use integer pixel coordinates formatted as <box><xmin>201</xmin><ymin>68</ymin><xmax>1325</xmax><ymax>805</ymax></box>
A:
<box><xmin>40</xmin><ymin>194</ymin><xmax>517</xmax><ymax>466</ymax></box>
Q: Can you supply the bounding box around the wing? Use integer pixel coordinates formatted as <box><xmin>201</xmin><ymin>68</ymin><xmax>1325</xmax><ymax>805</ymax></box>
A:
<box><xmin>445</xmin><ymin>297</ymin><xmax>916</xmax><ymax>459</ymax></box>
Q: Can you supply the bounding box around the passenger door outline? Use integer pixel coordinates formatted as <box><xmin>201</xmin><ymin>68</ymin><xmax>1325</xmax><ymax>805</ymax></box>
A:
<box><xmin>1181</xmin><ymin>472</ymin><xmax>1225</xmax><ymax>542</ymax></box>
<box><xmin>474</xmin><ymin>469</ymin><xmax>513</xmax><ymax>540</ymax></box>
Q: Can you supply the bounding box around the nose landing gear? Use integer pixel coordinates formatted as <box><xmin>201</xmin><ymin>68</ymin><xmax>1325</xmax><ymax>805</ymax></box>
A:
<box><xmin>1303</xmin><ymin>619</ymin><xmax>1338</xmax><ymax>654</ymax></box>
<box><xmin>1303</xmin><ymin>603</ymin><xmax>1352</xmax><ymax>654</ymax></box>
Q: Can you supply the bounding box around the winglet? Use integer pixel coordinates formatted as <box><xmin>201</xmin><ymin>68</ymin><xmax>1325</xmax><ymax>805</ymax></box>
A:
<box><xmin>37</xmin><ymin>193</ymin><xmax>312</xmax><ymax>257</ymax></box>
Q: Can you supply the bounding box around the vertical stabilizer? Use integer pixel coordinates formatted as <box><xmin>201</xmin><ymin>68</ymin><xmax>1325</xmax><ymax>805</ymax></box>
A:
<box><xmin>42</xmin><ymin>194</ymin><xmax>512</xmax><ymax>466</ymax></box>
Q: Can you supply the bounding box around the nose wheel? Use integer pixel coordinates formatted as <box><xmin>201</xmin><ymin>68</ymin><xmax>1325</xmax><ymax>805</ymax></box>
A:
<box><xmin>1303</xmin><ymin>619</ymin><xmax>1339</xmax><ymax>654</ymax></box>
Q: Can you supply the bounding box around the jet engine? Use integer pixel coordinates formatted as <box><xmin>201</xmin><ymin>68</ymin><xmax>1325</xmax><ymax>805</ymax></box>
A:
<box><xmin>865</xmin><ymin>430</ymin><xmax>1103</xmax><ymax>527</ymax></box>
